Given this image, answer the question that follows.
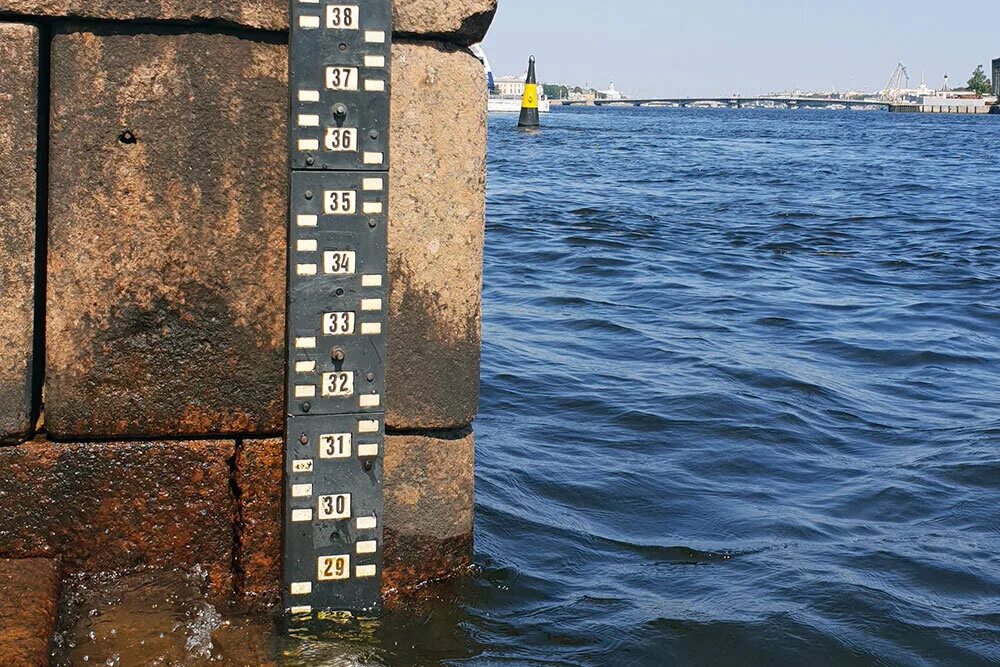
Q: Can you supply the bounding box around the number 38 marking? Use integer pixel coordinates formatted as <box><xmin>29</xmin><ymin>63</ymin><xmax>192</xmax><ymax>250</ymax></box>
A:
<box><xmin>326</xmin><ymin>5</ymin><xmax>359</xmax><ymax>29</ymax></box>
<box><xmin>317</xmin><ymin>555</ymin><xmax>350</xmax><ymax>581</ymax></box>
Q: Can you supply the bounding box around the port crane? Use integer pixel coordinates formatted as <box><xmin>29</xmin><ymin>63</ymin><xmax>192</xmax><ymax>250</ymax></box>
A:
<box><xmin>880</xmin><ymin>63</ymin><xmax>910</xmax><ymax>102</ymax></box>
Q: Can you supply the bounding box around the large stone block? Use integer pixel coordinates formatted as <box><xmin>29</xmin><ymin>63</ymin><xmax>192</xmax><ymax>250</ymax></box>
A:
<box><xmin>0</xmin><ymin>559</ymin><xmax>60</xmax><ymax>667</ymax></box>
<box><xmin>46</xmin><ymin>35</ymin><xmax>485</xmax><ymax>438</ymax></box>
<box><xmin>386</xmin><ymin>42</ymin><xmax>486</xmax><ymax>430</ymax></box>
<box><xmin>0</xmin><ymin>0</ymin><xmax>497</xmax><ymax>44</ymax></box>
<box><xmin>0</xmin><ymin>439</ymin><xmax>236</xmax><ymax>593</ymax></box>
<box><xmin>234</xmin><ymin>438</ymin><xmax>283</xmax><ymax>606</ymax></box>
<box><xmin>0</xmin><ymin>23</ymin><xmax>37</xmax><ymax>446</ymax></box>
<box><xmin>382</xmin><ymin>428</ymin><xmax>475</xmax><ymax>593</ymax></box>
<box><xmin>45</xmin><ymin>27</ymin><xmax>288</xmax><ymax>439</ymax></box>
<box><xmin>235</xmin><ymin>430</ymin><xmax>474</xmax><ymax>603</ymax></box>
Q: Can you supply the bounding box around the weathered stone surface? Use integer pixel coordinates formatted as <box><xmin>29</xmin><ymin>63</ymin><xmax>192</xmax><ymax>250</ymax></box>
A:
<box><xmin>45</xmin><ymin>27</ymin><xmax>288</xmax><ymax>439</ymax></box>
<box><xmin>0</xmin><ymin>559</ymin><xmax>60</xmax><ymax>667</ymax></box>
<box><xmin>0</xmin><ymin>23</ymin><xmax>37</xmax><ymax>446</ymax></box>
<box><xmin>393</xmin><ymin>0</ymin><xmax>498</xmax><ymax>44</ymax></box>
<box><xmin>386</xmin><ymin>42</ymin><xmax>486</xmax><ymax>430</ymax></box>
<box><xmin>0</xmin><ymin>440</ymin><xmax>236</xmax><ymax>593</ymax></box>
<box><xmin>382</xmin><ymin>429</ymin><xmax>475</xmax><ymax>593</ymax></box>
<box><xmin>0</xmin><ymin>0</ymin><xmax>497</xmax><ymax>43</ymax></box>
<box><xmin>234</xmin><ymin>438</ymin><xmax>283</xmax><ymax>606</ymax></box>
<box><xmin>46</xmin><ymin>36</ymin><xmax>485</xmax><ymax>438</ymax></box>
<box><xmin>235</xmin><ymin>431</ymin><xmax>474</xmax><ymax>603</ymax></box>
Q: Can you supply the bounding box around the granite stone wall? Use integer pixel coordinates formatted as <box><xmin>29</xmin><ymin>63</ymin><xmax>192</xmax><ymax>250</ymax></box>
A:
<box><xmin>0</xmin><ymin>0</ymin><xmax>490</xmax><ymax>615</ymax></box>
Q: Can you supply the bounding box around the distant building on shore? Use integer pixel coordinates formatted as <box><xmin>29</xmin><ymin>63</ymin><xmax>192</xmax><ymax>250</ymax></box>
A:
<box><xmin>993</xmin><ymin>58</ymin><xmax>1000</xmax><ymax>96</ymax></box>
<box><xmin>495</xmin><ymin>74</ymin><xmax>531</xmax><ymax>97</ymax></box>
<box><xmin>597</xmin><ymin>82</ymin><xmax>625</xmax><ymax>100</ymax></box>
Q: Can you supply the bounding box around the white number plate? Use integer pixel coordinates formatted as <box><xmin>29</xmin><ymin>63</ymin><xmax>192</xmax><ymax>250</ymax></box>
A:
<box><xmin>325</xmin><ymin>128</ymin><xmax>358</xmax><ymax>152</ymax></box>
<box><xmin>326</xmin><ymin>67</ymin><xmax>359</xmax><ymax>91</ymax></box>
<box><xmin>323</xmin><ymin>311</ymin><xmax>356</xmax><ymax>335</ymax></box>
<box><xmin>318</xmin><ymin>494</ymin><xmax>352</xmax><ymax>521</ymax></box>
<box><xmin>324</xmin><ymin>250</ymin><xmax>356</xmax><ymax>275</ymax></box>
<box><xmin>319</xmin><ymin>433</ymin><xmax>352</xmax><ymax>459</ymax></box>
<box><xmin>322</xmin><ymin>371</ymin><xmax>354</xmax><ymax>397</ymax></box>
<box><xmin>326</xmin><ymin>5</ymin><xmax>359</xmax><ymax>29</ymax></box>
<box><xmin>317</xmin><ymin>555</ymin><xmax>350</xmax><ymax>581</ymax></box>
<box><xmin>324</xmin><ymin>190</ymin><xmax>356</xmax><ymax>214</ymax></box>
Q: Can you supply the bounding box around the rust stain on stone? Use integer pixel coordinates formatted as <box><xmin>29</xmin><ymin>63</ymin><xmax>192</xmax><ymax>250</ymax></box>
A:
<box><xmin>234</xmin><ymin>438</ymin><xmax>284</xmax><ymax>607</ymax></box>
<box><xmin>0</xmin><ymin>558</ymin><xmax>61</xmax><ymax>666</ymax></box>
<box><xmin>0</xmin><ymin>439</ymin><xmax>236</xmax><ymax>595</ymax></box>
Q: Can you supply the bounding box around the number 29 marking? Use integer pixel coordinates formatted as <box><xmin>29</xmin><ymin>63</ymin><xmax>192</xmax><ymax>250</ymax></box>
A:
<box><xmin>318</xmin><ymin>555</ymin><xmax>350</xmax><ymax>581</ymax></box>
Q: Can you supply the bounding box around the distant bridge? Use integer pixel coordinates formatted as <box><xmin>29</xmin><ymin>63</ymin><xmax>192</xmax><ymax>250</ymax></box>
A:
<box><xmin>557</xmin><ymin>96</ymin><xmax>891</xmax><ymax>110</ymax></box>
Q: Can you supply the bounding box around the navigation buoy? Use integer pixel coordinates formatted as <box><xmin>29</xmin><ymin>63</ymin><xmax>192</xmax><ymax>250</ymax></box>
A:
<box><xmin>518</xmin><ymin>56</ymin><xmax>540</xmax><ymax>129</ymax></box>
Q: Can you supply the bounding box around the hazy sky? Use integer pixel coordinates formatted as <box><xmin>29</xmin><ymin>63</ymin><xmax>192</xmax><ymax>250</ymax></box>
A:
<box><xmin>481</xmin><ymin>1</ymin><xmax>1000</xmax><ymax>97</ymax></box>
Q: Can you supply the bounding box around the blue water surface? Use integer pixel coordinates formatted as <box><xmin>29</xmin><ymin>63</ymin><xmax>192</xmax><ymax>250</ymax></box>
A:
<box><xmin>468</xmin><ymin>107</ymin><xmax>1000</xmax><ymax>666</ymax></box>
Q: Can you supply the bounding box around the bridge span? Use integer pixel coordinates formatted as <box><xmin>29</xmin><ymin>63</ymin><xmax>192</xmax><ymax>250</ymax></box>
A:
<box><xmin>558</xmin><ymin>97</ymin><xmax>891</xmax><ymax>110</ymax></box>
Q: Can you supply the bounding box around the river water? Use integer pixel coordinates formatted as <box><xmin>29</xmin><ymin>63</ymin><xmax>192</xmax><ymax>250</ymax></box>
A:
<box><xmin>473</xmin><ymin>107</ymin><xmax>1000</xmax><ymax>665</ymax></box>
<box><xmin>55</xmin><ymin>108</ymin><xmax>1000</xmax><ymax>665</ymax></box>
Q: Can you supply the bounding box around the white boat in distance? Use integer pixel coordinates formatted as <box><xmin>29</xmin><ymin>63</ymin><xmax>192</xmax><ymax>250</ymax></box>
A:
<box><xmin>486</xmin><ymin>95</ymin><xmax>552</xmax><ymax>114</ymax></box>
<box><xmin>470</xmin><ymin>44</ymin><xmax>552</xmax><ymax>114</ymax></box>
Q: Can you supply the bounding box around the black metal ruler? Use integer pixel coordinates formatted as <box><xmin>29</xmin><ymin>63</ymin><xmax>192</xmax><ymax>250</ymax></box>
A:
<box><xmin>284</xmin><ymin>0</ymin><xmax>391</xmax><ymax>615</ymax></box>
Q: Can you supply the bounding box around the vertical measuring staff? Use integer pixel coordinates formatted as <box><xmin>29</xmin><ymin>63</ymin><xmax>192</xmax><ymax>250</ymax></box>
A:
<box><xmin>285</xmin><ymin>0</ymin><xmax>392</xmax><ymax>615</ymax></box>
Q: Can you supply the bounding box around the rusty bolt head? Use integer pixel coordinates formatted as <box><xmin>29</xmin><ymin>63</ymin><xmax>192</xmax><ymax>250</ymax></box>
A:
<box><xmin>299</xmin><ymin>433</ymin><xmax>309</xmax><ymax>445</ymax></box>
<box><xmin>301</xmin><ymin>402</ymin><xmax>311</xmax><ymax>413</ymax></box>
<box><xmin>332</xmin><ymin>348</ymin><xmax>346</xmax><ymax>362</ymax></box>
<box><xmin>333</xmin><ymin>103</ymin><xmax>348</xmax><ymax>118</ymax></box>
<box><xmin>366</xmin><ymin>373</ymin><xmax>375</xmax><ymax>382</ymax></box>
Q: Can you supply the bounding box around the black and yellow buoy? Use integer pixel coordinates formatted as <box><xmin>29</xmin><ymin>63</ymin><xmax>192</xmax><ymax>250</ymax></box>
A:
<box><xmin>517</xmin><ymin>56</ymin><xmax>540</xmax><ymax>129</ymax></box>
